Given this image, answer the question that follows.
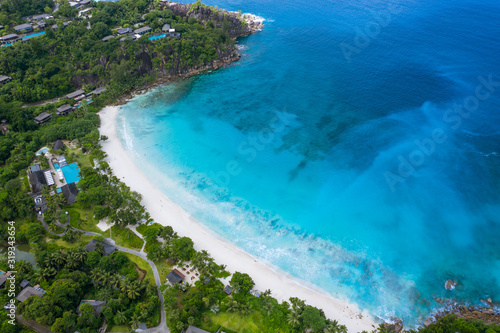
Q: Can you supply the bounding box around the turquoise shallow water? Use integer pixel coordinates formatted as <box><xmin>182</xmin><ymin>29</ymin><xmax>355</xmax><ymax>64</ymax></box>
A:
<box><xmin>117</xmin><ymin>0</ymin><xmax>500</xmax><ymax>326</ymax></box>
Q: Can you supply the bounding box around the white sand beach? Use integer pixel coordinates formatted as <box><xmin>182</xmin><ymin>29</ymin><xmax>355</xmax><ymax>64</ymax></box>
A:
<box><xmin>99</xmin><ymin>105</ymin><xmax>378</xmax><ymax>332</ymax></box>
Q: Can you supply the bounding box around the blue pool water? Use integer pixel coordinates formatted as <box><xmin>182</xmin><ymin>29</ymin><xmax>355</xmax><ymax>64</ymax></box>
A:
<box><xmin>117</xmin><ymin>0</ymin><xmax>500</xmax><ymax>326</ymax></box>
<box><xmin>55</xmin><ymin>162</ymin><xmax>81</xmax><ymax>184</ymax></box>
<box><xmin>36</xmin><ymin>147</ymin><xmax>49</xmax><ymax>155</ymax></box>
<box><xmin>22</xmin><ymin>31</ymin><xmax>45</xmax><ymax>40</ymax></box>
<box><xmin>149</xmin><ymin>34</ymin><xmax>166</xmax><ymax>41</ymax></box>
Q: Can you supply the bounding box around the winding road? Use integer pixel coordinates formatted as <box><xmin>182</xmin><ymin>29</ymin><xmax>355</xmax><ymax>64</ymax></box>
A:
<box><xmin>40</xmin><ymin>217</ymin><xmax>169</xmax><ymax>332</ymax></box>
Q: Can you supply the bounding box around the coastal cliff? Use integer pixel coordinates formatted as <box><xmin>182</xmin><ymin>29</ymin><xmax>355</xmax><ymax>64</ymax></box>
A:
<box><xmin>77</xmin><ymin>2</ymin><xmax>264</xmax><ymax>103</ymax></box>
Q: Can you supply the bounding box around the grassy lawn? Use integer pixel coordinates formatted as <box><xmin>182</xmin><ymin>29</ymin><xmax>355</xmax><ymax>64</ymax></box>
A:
<box><xmin>122</xmin><ymin>252</ymin><xmax>154</xmax><ymax>285</ymax></box>
<box><xmin>66</xmin><ymin>147</ymin><xmax>92</xmax><ymax>169</ymax></box>
<box><xmin>107</xmin><ymin>325</ymin><xmax>130</xmax><ymax>332</ymax></box>
<box><xmin>136</xmin><ymin>222</ymin><xmax>162</xmax><ymax>235</ymax></box>
<box><xmin>49</xmin><ymin>234</ymin><xmax>93</xmax><ymax>249</ymax></box>
<box><xmin>65</xmin><ymin>204</ymin><xmax>103</xmax><ymax>234</ymax></box>
<box><xmin>203</xmin><ymin>311</ymin><xmax>266</xmax><ymax>333</ymax></box>
<box><xmin>154</xmin><ymin>259</ymin><xmax>173</xmax><ymax>284</ymax></box>
<box><xmin>110</xmin><ymin>226</ymin><xmax>143</xmax><ymax>250</ymax></box>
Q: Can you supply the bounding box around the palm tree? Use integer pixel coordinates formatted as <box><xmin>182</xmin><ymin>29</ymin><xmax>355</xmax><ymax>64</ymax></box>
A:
<box><xmin>129</xmin><ymin>313</ymin><xmax>141</xmax><ymax>329</ymax></box>
<box><xmin>126</xmin><ymin>282</ymin><xmax>141</xmax><ymax>300</ymax></box>
<box><xmin>114</xmin><ymin>310</ymin><xmax>126</xmax><ymax>325</ymax></box>
<box><xmin>226</xmin><ymin>299</ymin><xmax>238</xmax><ymax>313</ymax></box>
<box><xmin>96</xmin><ymin>287</ymin><xmax>113</xmax><ymax>302</ymax></box>
<box><xmin>287</xmin><ymin>310</ymin><xmax>300</xmax><ymax>328</ymax></box>
<box><xmin>263</xmin><ymin>301</ymin><xmax>274</xmax><ymax>317</ymax></box>
<box><xmin>109</xmin><ymin>274</ymin><xmax>122</xmax><ymax>289</ymax></box>
<box><xmin>238</xmin><ymin>302</ymin><xmax>251</xmax><ymax>316</ymax></box>
<box><xmin>262</xmin><ymin>289</ymin><xmax>272</xmax><ymax>297</ymax></box>
<box><xmin>99</xmin><ymin>271</ymin><xmax>113</xmax><ymax>286</ymax></box>
<box><xmin>325</xmin><ymin>320</ymin><xmax>340</xmax><ymax>333</ymax></box>
<box><xmin>95</xmin><ymin>242</ymin><xmax>105</xmax><ymax>255</ymax></box>
<box><xmin>54</xmin><ymin>249</ymin><xmax>67</xmax><ymax>267</ymax></box>
<box><xmin>90</xmin><ymin>268</ymin><xmax>103</xmax><ymax>284</ymax></box>
<box><xmin>43</xmin><ymin>254</ymin><xmax>56</xmax><ymax>268</ymax></box>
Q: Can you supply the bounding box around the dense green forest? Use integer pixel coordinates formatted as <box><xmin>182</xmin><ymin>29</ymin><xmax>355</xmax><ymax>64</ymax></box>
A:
<box><xmin>0</xmin><ymin>0</ymin><xmax>499</xmax><ymax>332</ymax></box>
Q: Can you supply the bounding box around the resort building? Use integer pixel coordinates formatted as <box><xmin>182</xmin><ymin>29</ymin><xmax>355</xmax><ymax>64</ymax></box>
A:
<box><xmin>20</xmin><ymin>279</ymin><xmax>30</xmax><ymax>289</ymax></box>
<box><xmin>0</xmin><ymin>34</ymin><xmax>20</xmax><ymax>45</ymax></box>
<box><xmin>185</xmin><ymin>326</ymin><xmax>210</xmax><ymax>333</ymax></box>
<box><xmin>166</xmin><ymin>269</ymin><xmax>185</xmax><ymax>284</ymax></box>
<box><xmin>61</xmin><ymin>182</ymin><xmax>79</xmax><ymax>205</ymax></box>
<box><xmin>117</xmin><ymin>27</ymin><xmax>133</xmax><ymax>35</ymax></box>
<box><xmin>65</xmin><ymin>89</ymin><xmax>85</xmax><ymax>101</ymax></box>
<box><xmin>29</xmin><ymin>164</ymin><xmax>42</xmax><ymax>173</ymax></box>
<box><xmin>101</xmin><ymin>35</ymin><xmax>114</xmax><ymax>42</ymax></box>
<box><xmin>31</xmin><ymin>13</ymin><xmax>51</xmax><ymax>22</ymax></box>
<box><xmin>56</xmin><ymin>104</ymin><xmax>74</xmax><ymax>115</ymax></box>
<box><xmin>28</xmin><ymin>170</ymin><xmax>47</xmax><ymax>193</ymax></box>
<box><xmin>224</xmin><ymin>285</ymin><xmax>232</xmax><ymax>295</ymax></box>
<box><xmin>36</xmin><ymin>21</ymin><xmax>47</xmax><ymax>29</ymax></box>
<box><xmin>33</xmin><ymin>112</ymin><xmax>52</xmax><ymax>125</ymax></box>
<box><xmin>134</xmin><ymin>26</ymin><xmax>152</xmax><ymax>35</ymax></box>
<box><xmin>88</xmin><ymin>86</ymin><xmax>106</xmax><ymax>97</ymax></box>
<box><xmin>84</xmin><ymin>239</ymin><xmax>117</xmax><ymax>256</ymax></box>
<box><xmin>44</xmin><ymin>170</ymin><xmax>55</xmax><ymax>186</ymax></box>
<box><xmin>13</xmin><ymin>23</ymin><xmax>33</xmax><ymax>33</ymax></box>
<box><xmin>33</xmin><ymin>194</ymin><xmax>47</xmax><ymax>213</ymax></box>
<box><xmin>53</xmin><ymin>140</ymin><xmax>64</xmax><ymax>151</ymax></box>
<box><xmin>80</xmin><ymin>0</ymin><xmax>92</xmax><ymax>6</ymax></box>
<box><xmin>77</xmin><ymin>300</ymin><xmax>106</xmax><ymax>317</ymax></box>
<box><xmin>162</xmin><ymin>23</ymin><xmax>171</xmax><ymax>31</ymax></box>
<box><xmin>0</xmin><ymin>272</ymin><xmax>7</xmax><ymax>288</ymax></box>
<box><xmin>16</xmin><ymin>286</ymin><xmax>44</xmax><ymax>302</ymax></box>
<box><xmin>51</xmin><ymin>24</ymin><xmax>58</xmax><ymax>30</ymax></box>
<box><xmin>0</xmin><ymin>75</ymin><xmax>12</xmax><ymax>85</ymax></box>
<box><xmin>0</xmin><ymin>120</ymin><xmax>9</xmax><ymax>135</ymax></box>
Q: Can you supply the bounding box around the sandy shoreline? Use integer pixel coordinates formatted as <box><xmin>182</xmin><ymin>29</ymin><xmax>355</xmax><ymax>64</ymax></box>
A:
<box><xmin>99</xmin><ymin>105</ymin><xmax>378</xmax><ymax>332</ymax></box>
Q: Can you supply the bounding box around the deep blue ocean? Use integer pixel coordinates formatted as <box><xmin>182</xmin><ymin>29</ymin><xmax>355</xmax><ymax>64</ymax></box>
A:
<box><xmin>116</xmin><ymin>0</ymin><xmax>500</xmax><ymax>326</ymax></box>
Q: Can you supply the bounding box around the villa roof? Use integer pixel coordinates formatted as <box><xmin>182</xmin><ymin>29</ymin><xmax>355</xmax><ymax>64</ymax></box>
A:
<box><xmin>20</xmin><ymin>279</ymin><xmax>30</xmax><ymax>288</ymax></box>
<box><xmin>34</xmin><ymin>112</ymin><xmax>52</xmax><ymax>124</ymax></box>
<box><xmin>29</xmin><ymin>164</ymin><xmax>42</xmax><ymax>173</ymax></box>
<box><xmin>224</xmin><ymin>285</ymin><xmax>232</xmax><ymax>295</ymax></box>
<box><xmin>0</xmin><ymin>34</ymin><xmax>19</xmax><ymax>41</ymax></box>
<box><xmin>32</xmin><ymin>14</ymin><xmax>51</xmax><ymax>21</ymax></box>
<box><xmin>89</xmin><ymin>87</ymin><xmax>106</xmax><ymax>95</ymax></box>
<box><xmin>101</xmin><ymin>35</ymin><xmax>114</xmax><ymax>42</ymax></box>
<box><xmin>56</xmin><ymin>104</ymin><xmax>74</xmax><ymax>115</ymax></box>
<box><xmin>77</xmin><ymin>300</ymin><xmax>106</xmax><ymax>317</ymax></box>
<box><xmin>16</xmin><ymin>286</ymin><xmax>44</xmax><ymax>302</ymax></box>
<box><xmin>65</xmin><ymin>89</ymin><xmax>85</xmax><ymax>99</ymax></box>
<box><xmin>0</xmin><ymin>274</ymin><xmax>6</xmax><ymax>287</ymax></box>
<box><xmin>162</xmin><ymin>23</ymin><xmax>171</xmax><ymax>31</ymax></box>
<box><xmin>117</xmin><ymin>27</ymin><xmax>133</xmax><ymax>35</ymax></box>
<box><xmin>29</xmin><ymin>170</ymin><xmax>47</xmax><ymax>193</ymax></box>
<box><xmin>61</xmin><ymin>182</ymin><xmax>79</xmax><ymax>205</ymax></box>
<box><xmin>84</xmin><ymin>239</ymin><xmax>116</xmax><ymax>256</ymax></box>
<box><xmin>134</xmin><ymin>26</ymin><xmax>151</xmax><ymax>34</ymax></box>
<box><xmin>185</xmin><ymin>326</ymin><xmax>210</xmax><ymax>333</ymax></box>
<box><xmin>14</xmin><ymin>23</ymin><xmax>32</xmax><ymax>31</ymax></box>
<box><xmin>0</xmin><ymin>75</ymin><xmax>12</xmax><ymax>83</ymax></box>
<box><xmin>53</xmin><ymin>140</ymin><xmax>64</xmax><ymax>151</ymax></box>
<box><xmin>166</xmin><ymin>269</ymin><xmax>184</xmax><ymax>284</ymax></box>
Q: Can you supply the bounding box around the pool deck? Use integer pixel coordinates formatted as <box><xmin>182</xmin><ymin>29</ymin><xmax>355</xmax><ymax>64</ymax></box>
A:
<box><xmin>44</xmin><ymin>152</ymin><xmax>68</xmax><ymax>189</ymax></box>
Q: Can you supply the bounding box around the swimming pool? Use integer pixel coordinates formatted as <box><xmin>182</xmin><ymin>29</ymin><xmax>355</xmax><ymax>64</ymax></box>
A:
<box><xmin>22</xmin><ymin>31</ymin><xmax>46</xmax><ymax>40</ymax></box>
<box><xmin>148</xmin><ymin>34</ymin><xmax>166</xmax><ymax>41</ymax></box>
<box><xmin>54</xmin><ymin>162</ymin><xmax>81</xmax><ymax>184</ymax></box>
<box><xmin>36</xmin><ymin>147</ymin><xmax>49</xmax><ymax>155</ymax></box>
